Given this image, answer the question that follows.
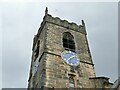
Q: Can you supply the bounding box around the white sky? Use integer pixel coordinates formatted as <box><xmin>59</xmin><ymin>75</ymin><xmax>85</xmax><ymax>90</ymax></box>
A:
<box><xmin>1</xmin><ymin>0</ymin><xmax>119</xmax><ymax>89</ymax></box>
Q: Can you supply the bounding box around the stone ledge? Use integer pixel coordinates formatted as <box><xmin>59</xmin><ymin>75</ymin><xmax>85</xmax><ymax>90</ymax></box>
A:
<box><xmin>89</xmin><ymin>76</ymin><xmax>110</xmax><ymax>80</ymax></box>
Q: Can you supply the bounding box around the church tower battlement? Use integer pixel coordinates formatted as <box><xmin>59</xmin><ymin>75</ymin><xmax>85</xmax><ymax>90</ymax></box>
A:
<box><xmin>38</xmin><ymin>7</ymin><xmax>86</xmax><ymax>36</ymax></box>
<box><xmin>28</xmin><ymin>7</ymin><xmax>112</xmax><ymax>89</ymax></box>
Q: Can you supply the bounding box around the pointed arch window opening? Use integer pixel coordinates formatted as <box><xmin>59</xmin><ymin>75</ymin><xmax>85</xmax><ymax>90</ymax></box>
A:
<box><xmin>69</xmin><ymin>77</ymin><xmax>75</xmax><ymax>90</ymax></box>
<box><xmin>63</xmin><ymin>32</ymin><xmax>76</xmax><ymax>52</ymax></box>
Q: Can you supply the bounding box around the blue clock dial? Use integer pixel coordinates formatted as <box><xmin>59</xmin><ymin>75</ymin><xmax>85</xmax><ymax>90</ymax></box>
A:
<box><xmin>32</xmin><ymin>58</ymin><xmax>39</xmax><ymax>76</ymax></box>
<box><xmin>61</xmin><ymin>51</ymin><xmax>80</xmax><ymax>66</ymax></box>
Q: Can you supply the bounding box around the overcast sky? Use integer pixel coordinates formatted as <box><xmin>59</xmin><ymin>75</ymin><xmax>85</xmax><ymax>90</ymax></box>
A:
<box><xmin>1</xmin><ymin>1</ymin><xmax>118</xmax><ymax>88</ymax></box>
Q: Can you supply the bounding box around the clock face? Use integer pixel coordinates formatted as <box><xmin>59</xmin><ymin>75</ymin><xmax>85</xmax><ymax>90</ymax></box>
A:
<box><xmin>61</xmin><ymin>51</ymin><xmax>80</xmax><ymax>66</ymax></box>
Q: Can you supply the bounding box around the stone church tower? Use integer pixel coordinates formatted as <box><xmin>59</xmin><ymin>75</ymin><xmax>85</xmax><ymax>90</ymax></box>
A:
<box><xmin>28</xmin><ymin>8</ymin><xmax>113</xmax><ymax>89</ymax></box>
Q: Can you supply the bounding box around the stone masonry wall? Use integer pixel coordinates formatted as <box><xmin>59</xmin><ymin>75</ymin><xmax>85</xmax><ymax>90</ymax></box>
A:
<box><xmin>44</xmin><ymin>22</ymin><xmax>96</xmax><ymax>88</ymax></box>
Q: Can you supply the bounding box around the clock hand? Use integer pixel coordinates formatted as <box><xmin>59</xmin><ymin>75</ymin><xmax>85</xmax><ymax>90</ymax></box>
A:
<box><xmin>67</xmin><ymin>55</ymin><xmax>76</xmax><ymax>61</ymax></box>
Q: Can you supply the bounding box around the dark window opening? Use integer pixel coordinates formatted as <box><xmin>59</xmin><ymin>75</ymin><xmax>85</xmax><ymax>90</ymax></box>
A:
<box><xmin>70</xmin><ymin>66</ymin><xmax>75</xmax><ymax>73</ymax></box>
<box><xmin>63</xmin><ymin>32</ymin><xmax>75</xmax><ymax>52</ymax></box>
<box><xmin>35</xmin><ymin>40</ymin><xmax>40</xmax><ymax>57</ymax></box>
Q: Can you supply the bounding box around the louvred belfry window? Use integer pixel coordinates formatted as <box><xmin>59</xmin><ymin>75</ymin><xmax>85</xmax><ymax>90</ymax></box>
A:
<box><xmin>35</xmin><ymin>40</ymin><xmax>40</xmax><ymax>57</ymax></box>
<box><xmin>63</xmin><ymin>32</ymin><xmax>75</xmax><ymax>52</ymax></box>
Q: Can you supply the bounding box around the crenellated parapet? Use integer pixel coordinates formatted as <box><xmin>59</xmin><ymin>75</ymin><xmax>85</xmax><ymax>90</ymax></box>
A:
<box><xmin>38</xmin><ymin>7</ymin><xmax>86</xmax><ymax>36</ymax></box>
